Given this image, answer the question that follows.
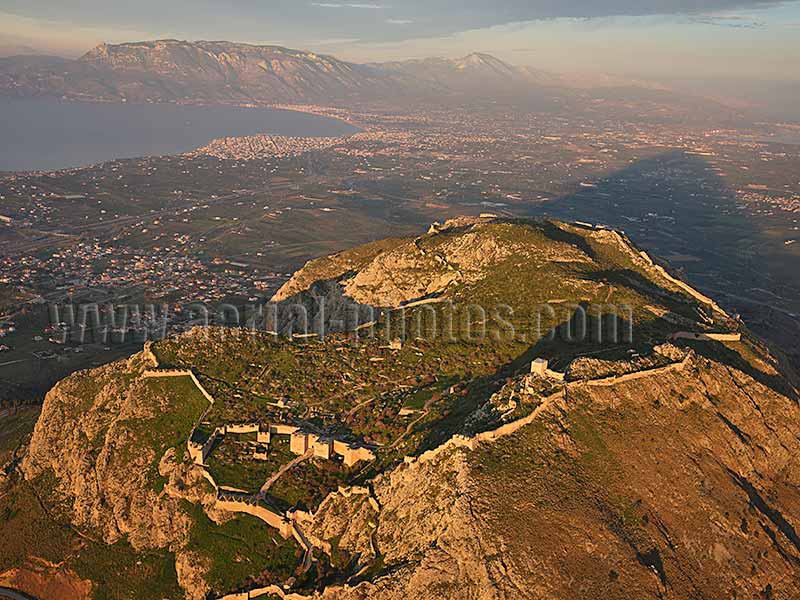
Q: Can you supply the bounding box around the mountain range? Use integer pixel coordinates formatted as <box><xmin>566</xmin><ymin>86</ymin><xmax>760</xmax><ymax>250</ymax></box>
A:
<box><xmin>0</xmin><ymin>39</ymin><xmax>635</xmax><ymax>105</ymax></box>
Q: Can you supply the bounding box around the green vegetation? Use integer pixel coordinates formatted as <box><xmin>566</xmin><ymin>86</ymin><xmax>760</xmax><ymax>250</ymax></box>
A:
<box><xmin>73</xmin><ymin>540</ymin><xmax>182</xmax><ymax>600</ymax></box>
<box><xmin>150</xmin><ymin>219</ymin><xmax>731</xmax><ymax>499</ymax></box>
<box><xmin>206</xmin><ymin>435</ymin><xmax>294</xmax><ymax>493</ymax></box>
<box><xmin>0</xmin><ymin>473</ymin><xmax>183</xmax><ymax>600</ymax></box>
<box><xmin>184</xmin><ymin>502</ymin><xmax>301</xmax><ymax>596</ymax></box>
<box><xmin>0</xmin><ymin>474</ymin><xmax>75</xmax><ymax>569</ymax></box>
<box><xmin>0</xmin><ymin>406</ymin><xmax>39</xmax><ymax>465</ymax></box>
<box><xmin>120</xmin><ymin>376</ymin><xmax>210</xmax><ymax>491</ymax></box>
<box><xmin>268</xmin><ymin>458</ymin><xmax>352</xmax><ymax>512</ymax></box>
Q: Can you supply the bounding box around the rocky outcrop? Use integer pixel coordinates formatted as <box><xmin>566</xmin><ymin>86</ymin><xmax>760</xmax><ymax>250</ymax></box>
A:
<box><xmin>176</xmin><ymin>551</ymin><xmax>212</xmax><ymax>600</ymax></box>
<box><xmin>272</xmin><ymin>238</ymin><xmax>407</xmax><ymax>303</ymax></box>
<box><xmin>20</xmin><ymin>350</ymin><xmax>212</xmax><ymax>551</ymax></box>
<box><xmin>273</xmin><ymin>218</ymin><xmax>561</xmax><ymax>309</ymax></box>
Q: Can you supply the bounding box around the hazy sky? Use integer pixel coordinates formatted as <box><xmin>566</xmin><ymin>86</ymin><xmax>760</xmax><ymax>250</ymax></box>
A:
<box><xmin>1</xmin><ymin>0</ymin><xmax>799</xmax><ymax>85</ymax></box>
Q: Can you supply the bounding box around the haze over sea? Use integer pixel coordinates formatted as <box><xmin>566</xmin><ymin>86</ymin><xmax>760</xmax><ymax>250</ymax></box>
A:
<box><xmin>0</xmin><ymin>98</ymin><xmax>359</xmax><ymax>172</ymax></box>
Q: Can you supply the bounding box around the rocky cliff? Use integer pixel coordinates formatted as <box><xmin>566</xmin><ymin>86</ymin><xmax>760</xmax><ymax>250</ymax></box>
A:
<box><xmin>21</xmin><ymin>350</ymin><xmax>213</xmax><ymax>549</ymax></box>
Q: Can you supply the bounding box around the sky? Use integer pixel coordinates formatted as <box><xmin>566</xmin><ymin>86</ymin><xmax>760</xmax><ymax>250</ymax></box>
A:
<box><xmin>1</xmin><ymin>0</ymin><xmax>799</xmax><ymax>87</ymax></box>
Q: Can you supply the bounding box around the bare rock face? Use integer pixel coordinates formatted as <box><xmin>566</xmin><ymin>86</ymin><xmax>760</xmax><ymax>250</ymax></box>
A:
<box><xmin>175</xmin><ymin>551</ymin><xmax>212</xmax><ymax>600</ymax></box>
<box><xmin>20</xmin><ymin>351</ymin><xmax>199</xmax><ymax>551</ymax></box>
<box><xmin>272</xmin><ymin>238</ymin><xmax>407</xmax><ymax>303</ymax></box>
<box><xmin>308</xmin><ymin>445</ymin><xmax>500</xmax><ymax>600</ymax></box>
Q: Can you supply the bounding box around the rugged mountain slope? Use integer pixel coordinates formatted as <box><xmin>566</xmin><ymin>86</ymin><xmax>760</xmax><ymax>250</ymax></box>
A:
<box><xmin>376</xmin><ymin>53</ymin><xmax>560</xmax><ymax>94</ymax></box>
<box><xmin>307</xmin><ymin>351</ymin><xmax>800</xmax><ymax>599</ymax></box>
<box><xmin>0</xmin><ymin>41</ymin><xmax>573</xmax><ymax>105</ymax></box>
<box><xmin>3</xmin><ymin>218</ymin><xmax>799</xmax><ymax>600</ymax></box>
<box><xmin>0</xmin><ymin>40</ymin><xmax>423</xmax><ymax>104</ymax></box>
<box><xmin>0</xmin><ymin>40</ymin><xmax>718</xmax><ymax>111</ymax></box>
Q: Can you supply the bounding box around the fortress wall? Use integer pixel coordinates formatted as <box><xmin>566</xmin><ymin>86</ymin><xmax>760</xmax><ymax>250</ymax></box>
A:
<box><xmin>544</xmin><ymin>369</ymin><xmax>565</xmax><ymax>382</ymax></box>
<box><xmin>210</xmin><ymin>348</ymin><xmax>697</xmax><ymax>600</ymax></box>
<box><xmin>337</xmin><ymin>485</ymin><xmax>369</xmax><ymax>498</ymax></box>
<box><xmin>244</xmin><ymin>356</ymin><xmax>689</xmax><ymax>600</ymax></box>
<box><xmin>705</xmin><ymin>333</ymin><xmax>742</xmax><ymax>342</ymax></box>
<box><xmin>142</xmin><ymin>368</ymin><xmax>192</xmax><ymax>378</ymax></box>
<box><xmin>632</xmin><ymin>246</ymin><xmax>730</xmax><ymax>317</ymax></box>
<box><xmin>591</xmin><ymin>226</ymin><xmax>728</xmax><ymax>318</ymax></box>
<box><xmin>226</xmin><ymin>424</ymin><xmax>259</xmax><ymax>435</ymax></box>
<box><xmin>290</xmin><ymin>432</ymin><xmax>310</xmax><ymax>454</ymax></box>
<box><xmin>291</xmin><ymin>523</ymin><xmax>313</xmax><ymax>552</ymax></box>
<box><xmin>187</xmin><ymin>442</ymin><xmax>203</xmax><ymax>465</ymax></box>
<box><xmin>574</xmin><ymin>355</ymin><xmax>691</xmax><ymax>389</ymax></box>
<box><xmin>272</xmin><ymin>424</ymin><xmax>300</xmax><ymax>435</ymax></box>
<box><xmin>402</xmin><ymin>357</ymin><xmax>691</xmax><ymax>468</ymax></box>
<box><xmin>188</xmin><ymin>371</ymin><xmax>215</xmax><ymax>404</ymax></box>
<box><xmin>141</xmin><ymin>368</ymin><xmax>215</xmax><ymax>404</ymax></box>
<box><xmin>200</xmin><ymin>468</ymin><xmax>219</xmax><ymax>492</ymax></box>
<box><xmin>201</xmin><ymin>429</ymin><xmax>221</xmax><ymax>462</ymax></box>
<box><xmin>670</xmin><ymin>331</ymin><xmax>742</xmax><ymax>342</ymax></box>
<box><xmin>217</xmin><ymin>586</ymin><xmax>317</xmax><ymax>600</ymax></box>
<box><xmin>188</xmin><ymin>426</ymin><xmax>222</xmax><ymax>465</ymax></box>
<box><xmin>475</xmin><ymin>391</ymin><xmax>565</xmax><ymax>443</ymax></box>
<box><xmin>412</xmin><ymin>434</ymin><xmax>479</xmax><ymax>467</ymax></box>
<box><xmin>216</xmin><ymin>499</ymin><xmax>293</xmax><ymax>538</ymax></box>
<box><xmin>338</xmin><ymin>446</ymin><xmax>376</xmax><ymax>466</ymax></box>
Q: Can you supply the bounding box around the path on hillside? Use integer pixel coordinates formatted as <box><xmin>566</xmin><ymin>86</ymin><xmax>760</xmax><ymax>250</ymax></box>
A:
<box><xmin>259</xmin><ymin>449</ymin><xmax>313</xmax><ymax>496</ymax></box>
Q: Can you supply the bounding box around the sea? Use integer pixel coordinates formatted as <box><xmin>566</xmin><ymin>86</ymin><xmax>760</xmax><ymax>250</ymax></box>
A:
<box><xmin>0</xmin><ymin>97</ymin><xmax>360</xmax><ymax>172</ymax></box>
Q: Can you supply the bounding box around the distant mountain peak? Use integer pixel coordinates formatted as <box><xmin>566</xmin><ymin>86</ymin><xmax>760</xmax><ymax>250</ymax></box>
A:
<box><xmin>453</xmin><ymin>52</ymin><xmax>517</xmax><ymax>76</ymax></box>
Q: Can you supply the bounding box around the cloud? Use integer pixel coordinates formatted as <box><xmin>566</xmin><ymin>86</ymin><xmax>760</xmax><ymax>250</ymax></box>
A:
<box><xmin>0</xmin><ymin>10</ymin><xmax>159</xmax><ymax>57</ymax></box>
<box><xmin>302</xmin><ymin>0</ymin><xmax>785</xmax><ymax>42</ymax></box>
<box><xmin>311</xmin><ymin>2</ymin><xmax>385</xmax><ymax>8</ymax></box>
<box><xmin>0</xmin><ymin>0</ymin><xmax>788</xmax><ymax>54</ymax></box>
<box><xmin>688</xmin><ymin>13</ymin><xmax>766</xmax><ymax>27</ymax></box>
<box><xmin>307</xmin><ymin>37</ymin><xmax>363</xmax><ymax>45</ymax></box>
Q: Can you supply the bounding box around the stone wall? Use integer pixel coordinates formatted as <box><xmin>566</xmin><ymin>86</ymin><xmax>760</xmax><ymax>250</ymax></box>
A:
<box><xmin>669</xmin><ymin>331</ymin><xmax>742</xmax><ymax>342</ymax></box>
<box><xmin>211</xmin><ymin>353</ymin><xmax>695</xmax><ymax>600</ymax></box>
<box><xmin>581</xmin><ymin>223</ymin><xmax>730</xmax><ymax>318</ymax></box>
<box><xmin>217</xmin><ymin>585</ymin><xmax>316</xmax><ymax>600</ymax></box>
<box><xmin>225</xmin><ymin>423</ymin><xmax>259</xmax><ymax>435</ymax></box>
<box><xmin>289</xmin><ymin>431</ymin><xmax>375</xmax><ymax>466</ymax></box>
<box><xmin>216</xmin><ymin>495</ymin><xmax>294</xmax><ymax>538</ymax></box>
<box><xmin>187</xmin><ymin>427</ymin><xmax>220</xmax><ymax>466</ymax></box>
<box><xmin>141</xmin><ymin>368</ymin><xmax>215</xmax><ymax>404</ymax></box>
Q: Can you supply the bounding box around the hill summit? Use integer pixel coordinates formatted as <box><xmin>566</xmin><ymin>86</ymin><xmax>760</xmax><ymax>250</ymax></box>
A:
<box><xmin>3</xmin><ymin>218</ymin><xmax>800</xmax><ymax>600</ymax></box>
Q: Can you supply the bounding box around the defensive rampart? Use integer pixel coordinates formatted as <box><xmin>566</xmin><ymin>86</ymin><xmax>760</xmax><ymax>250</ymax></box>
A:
<box><xmin>142</xmin><ymin>368</ymin><xmax>215</xmax><ymax>404</ymax></box>
<box><xmin>669</xmin><ymin>331</ymin><xmax>742</xmax><ymax>342</ymax></box>
<box><xmin>217</xmin><ymin>494</ymin><xmax>294</xmax><ymax>538</ymax></box>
